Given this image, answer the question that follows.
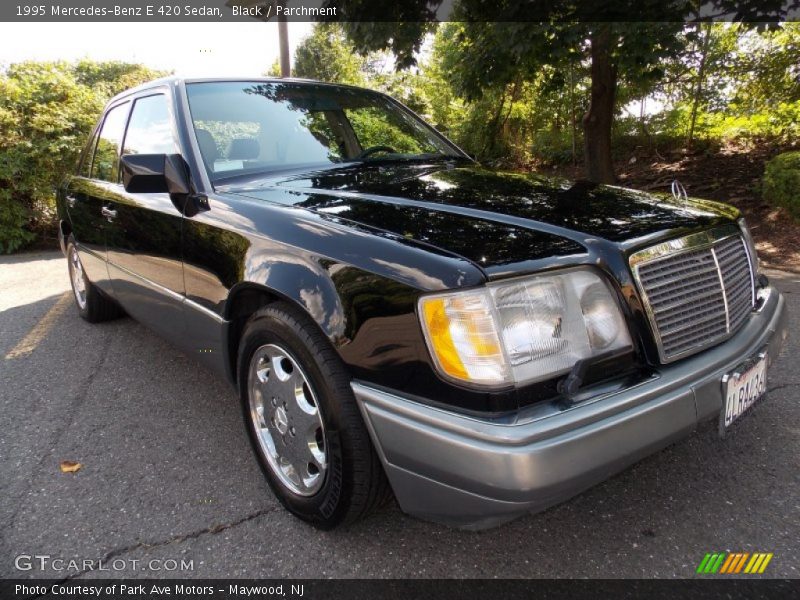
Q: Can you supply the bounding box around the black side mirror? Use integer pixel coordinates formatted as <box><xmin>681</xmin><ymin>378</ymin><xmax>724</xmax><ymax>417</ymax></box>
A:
<box><xmin>120</xmin><ymin>154</ymin><xmax>191</xmax><ymax>195</ymax></box>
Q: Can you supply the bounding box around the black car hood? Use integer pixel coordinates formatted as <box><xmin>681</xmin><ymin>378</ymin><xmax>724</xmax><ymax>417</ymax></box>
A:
<box><xmin>226</xmin><ymin>162</ymin><xmax>739</xmax><ymax>278</ymax></box>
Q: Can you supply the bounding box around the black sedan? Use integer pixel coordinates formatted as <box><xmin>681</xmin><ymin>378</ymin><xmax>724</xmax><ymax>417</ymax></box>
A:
<box><xmin>57</xmin><ymin>77</ymin><xmax>788</xmax><ymax>529</ymax></box>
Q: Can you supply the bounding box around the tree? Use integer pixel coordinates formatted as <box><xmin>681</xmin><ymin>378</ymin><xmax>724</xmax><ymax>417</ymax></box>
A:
<box><xmin>0</xmin><ymin>61</ymin><xmax>167</xmax><ymax>253</ymax></box>
<box><xmin>335</xmin><ymin>0</ymin><xmax>795</xmax><ymax>182</ymax></box>
<box><xmin>293</xmin><ymin>23</ymin><xmax>366</xmax><ymax>84</ymax></box>
<box><xmin>292</xmin><ymin>24</ymin><xmax>430</xmax><ymax>112</ymax></box>
<box><xmin>731</xmin><ymin>22</ymin><xmax>800</xmax><ymax>110</ymax></box>
<box><xmin>338</xmin><ymin>1</ymin><xmax>689</xmax><ymax>182</ymax></box>
<box><xmin>432</xmin><ymin>18</ymin><xmax>688</xmax><ymax>181</ymax></box>
<box><xmin>264</xmin><ymin>58</ymin><xmax>282</xmax><ymax>77</ymax></box>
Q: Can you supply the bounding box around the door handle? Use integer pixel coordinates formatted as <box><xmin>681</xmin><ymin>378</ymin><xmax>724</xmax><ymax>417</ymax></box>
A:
<box><xmin>66</xmin><ymin>195</ymin><xmax>77</xmax><ymax>208</ymax></box>
<box><xmin>101</xmin><ymin>206</ymin><xmax>117</xmax><ymax>220</ymax></box>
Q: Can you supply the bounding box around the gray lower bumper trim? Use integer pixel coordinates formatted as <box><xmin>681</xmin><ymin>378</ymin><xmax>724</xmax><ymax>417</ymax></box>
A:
<box><xmin>353</xmin><ymin>287</ymin><xmax>788</xmax><ymax>529</ymax></box>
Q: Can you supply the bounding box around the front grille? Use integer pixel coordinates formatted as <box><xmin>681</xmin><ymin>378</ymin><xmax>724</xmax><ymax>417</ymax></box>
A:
<box><xmin>631</xmin><ymin>227</ymin><xmax>755</xmax><ymax>362</ymax></box>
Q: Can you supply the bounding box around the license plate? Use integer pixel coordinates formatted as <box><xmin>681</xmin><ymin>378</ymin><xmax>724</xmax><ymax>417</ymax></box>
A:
<box><xmin>720</xmin><ymin>351</ymin><xmax>768</xmax><ymax>433</ymax></box>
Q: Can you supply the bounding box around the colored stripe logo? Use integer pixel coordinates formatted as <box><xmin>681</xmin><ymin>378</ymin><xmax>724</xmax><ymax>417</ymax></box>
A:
<box><xmin>696</xmin><ymin>552</ymin><xmax>773</xmax><ymax>574</ymax></box>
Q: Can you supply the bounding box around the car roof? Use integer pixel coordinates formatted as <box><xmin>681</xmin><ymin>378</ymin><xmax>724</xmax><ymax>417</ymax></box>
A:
<box><xmin>108</xmin><ymin>76</ymin><xmax>373</xmax><ymax>104</ymax></box>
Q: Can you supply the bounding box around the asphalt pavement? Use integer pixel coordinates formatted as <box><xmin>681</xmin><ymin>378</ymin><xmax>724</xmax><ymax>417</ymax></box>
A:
<box><xmin>1</xmin><ymin>250</ymin><xmax>798</xmax><ymax>579</ymax></box>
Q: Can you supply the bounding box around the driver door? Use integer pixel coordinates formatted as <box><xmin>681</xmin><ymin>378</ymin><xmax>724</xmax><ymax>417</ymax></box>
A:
<box><xmin>104</xmin><ymin>92</ymin><xmax>187</xmax><ymax>340</ymax></box>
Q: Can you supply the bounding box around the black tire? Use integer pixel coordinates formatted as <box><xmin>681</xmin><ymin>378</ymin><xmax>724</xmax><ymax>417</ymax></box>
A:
<box><xmin>238</xmin><ymin>302</ymin><xmax>390</xmax><ymax>529</ymax></box>
<box><xmin>66</xmin><ymin>238</ymin><xmax>124</xmax><ymax>323</ymax></box>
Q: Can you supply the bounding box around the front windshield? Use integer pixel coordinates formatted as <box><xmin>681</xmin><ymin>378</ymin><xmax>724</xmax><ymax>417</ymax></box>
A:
<box><xmin>185</xmin><ymin>81</ymin><xmax>462</xmax><ymax>181</ymax></box>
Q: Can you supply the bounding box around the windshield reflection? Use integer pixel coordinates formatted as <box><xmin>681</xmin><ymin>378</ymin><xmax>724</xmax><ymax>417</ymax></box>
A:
<box><xmin>185</xmin><ymin>81</ymin><xmax>463</xmax><ymax>182</ymax></box>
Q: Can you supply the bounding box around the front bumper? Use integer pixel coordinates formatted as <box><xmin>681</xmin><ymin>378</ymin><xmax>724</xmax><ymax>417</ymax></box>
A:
<box><xmin>353</xmin><ymin>286</ymin><xmax>789</xmax><ymax>529</ymax></box>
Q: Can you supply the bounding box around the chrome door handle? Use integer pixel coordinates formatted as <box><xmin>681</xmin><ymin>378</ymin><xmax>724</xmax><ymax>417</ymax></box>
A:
<box><xmin>66</xmin><ymin>195</ymin><xmax>77</xmax><ymax>208</ymax></box>
<box><xmin>101</xmin><ymin>206</ymin><xmax>117</xmax><ymax>220</ymax></box>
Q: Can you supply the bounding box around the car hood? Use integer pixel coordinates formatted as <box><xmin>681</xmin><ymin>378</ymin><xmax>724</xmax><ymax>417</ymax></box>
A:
<box><xmin>225</xmin><ymin>162</ymin><xmax>739</xmax><ymax>278</ymax></box>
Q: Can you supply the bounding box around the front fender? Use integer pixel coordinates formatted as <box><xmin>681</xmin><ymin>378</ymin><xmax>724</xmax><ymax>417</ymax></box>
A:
<box><xmin>234</xmin><ymin>247</ymin><xmax>347</xmax><ymax>343</ymax></box>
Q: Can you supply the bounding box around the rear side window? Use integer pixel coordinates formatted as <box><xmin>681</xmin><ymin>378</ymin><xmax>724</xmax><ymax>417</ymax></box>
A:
<box><xmin>92</xmin><ymin>102</ymin><xmax>129</xmax><ymax>183</ymax></box>
<box><xmin>123</xmin><ymin>94</ymin><xmax>177</xmax><ymax>156</ymax></box>
<box><xmin>78</xmin><ymin>129</ymin><xmax>99</xmax><ymax>178</ymax></box>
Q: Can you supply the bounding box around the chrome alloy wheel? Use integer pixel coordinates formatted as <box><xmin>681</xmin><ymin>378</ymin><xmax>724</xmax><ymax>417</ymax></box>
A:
<box><xmin>69</xmin><ymin>246</ymin><xmax>87</xmax><ymax>310</ymax></box>
<box><xmin>248</xmin><ymin>344</ymin><xmax>328</xmax><ymax>496</ymax></box>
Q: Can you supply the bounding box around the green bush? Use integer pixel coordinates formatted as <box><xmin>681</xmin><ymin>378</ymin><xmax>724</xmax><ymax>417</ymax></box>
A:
<box><xmin>0</xmin><ymin>189</ymin><xmax>35</xmax><ymax>253</ymax></box>
<box><xmin>763</xmin><ymin>151</ymin><xmax>800</xmax><ymax>219</ymax></box>
<box><xmin>0</xmin><ymin>61</ymin><xmax>167</xmax><ymax>254</ymax></box>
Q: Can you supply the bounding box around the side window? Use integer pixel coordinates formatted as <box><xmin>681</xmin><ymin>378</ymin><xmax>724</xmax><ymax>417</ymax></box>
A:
<box><xmin>78</xmin><ymin>129</ymin><xmax>99</xmax><ymax>178</ymax></box>
<box><xmin>92</xmin><ymin>102</ymin><xmax>129</xmax><ymax>183</ymax></box>
<box><xmin>123</xmin><ymin>94</ymin><xmax>178</xmax><ymax>156</ymax></box>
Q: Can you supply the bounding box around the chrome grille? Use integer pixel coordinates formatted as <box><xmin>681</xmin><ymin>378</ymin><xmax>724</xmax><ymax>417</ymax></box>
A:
<box><xmin>631</xmin><ymin>226</ymin><xmax>755</xmax><ymax>362</ymax></box>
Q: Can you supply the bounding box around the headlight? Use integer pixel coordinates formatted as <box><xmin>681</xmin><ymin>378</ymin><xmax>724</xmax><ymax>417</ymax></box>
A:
<box><xmin>419</xmin><ymin>268</ymin><xmax>632</xmax><ymax>388</ymax></box>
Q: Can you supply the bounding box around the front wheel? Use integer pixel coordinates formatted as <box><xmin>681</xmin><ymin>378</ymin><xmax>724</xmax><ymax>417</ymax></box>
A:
<box><xmin>238</xmin><ymin>303</ymin><xmax>390</xmax><ymax>528</ymax></box>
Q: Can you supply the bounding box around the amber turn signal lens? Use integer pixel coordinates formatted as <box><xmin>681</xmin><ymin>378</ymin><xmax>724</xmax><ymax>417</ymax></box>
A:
<box><xmin>419</xmin><ymin>292</ymin><xmax>508</xmax><ymax>386</ymax></box>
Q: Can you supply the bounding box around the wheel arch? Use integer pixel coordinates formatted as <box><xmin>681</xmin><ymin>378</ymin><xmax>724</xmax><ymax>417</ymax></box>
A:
<box><xmin>224</xmin><ymin>276</ymin><xmax>347</xmax><ymax>390</ymax></box>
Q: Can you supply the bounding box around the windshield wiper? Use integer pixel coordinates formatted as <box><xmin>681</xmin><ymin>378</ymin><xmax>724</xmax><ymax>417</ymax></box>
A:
<box><xmin>356</xmin><ymin>154</ymin><xmax>467</xmax><ymax>165</ymax></box>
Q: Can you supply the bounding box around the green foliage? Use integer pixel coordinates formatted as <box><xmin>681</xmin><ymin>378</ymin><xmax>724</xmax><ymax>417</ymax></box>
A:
<box><xmin>339</xmin><ymin>3</ymin><xmax>797</xmax><ymax>182</ymax></box>
<box><xmin>0</xmin><ymin>60</ymin><xmax>167</xmax><ymax>253</ymax></box>
<box><xmin>410</xmin><ymin>21</ymin><xmax>799</xmax><ymax>169</ymax></box>
<box><xmin>292</xmin><ymin>23</ymin><xmax>429</xmax><ymax>112</ymax></box>
<box><xmin>292</xmin><ymin>24</ymin><xmax>432</xmax><ymax>118</ymax></box>
<box><xmin>339</xmin><ymin>20</ymin><xmax>435</xmax><ymax>69</ymax></box>
<box><xmin>434</xmin><ymin>20</ymin><xmax>685</xmax><ymax>103</ymax></box>
<box><xmin>294</xmin><ymin>23</ymin><xmax>366</xmax><ymax>85</ymax></box>
<box><xmin>73</xmin><ymin>60</ymin><xmax>166</xmax><ymax>96</ymax></box>
<box><xmin>264</xmin><ymin>59</ymin><xmax>282</xmax><ymax>78</ymax></box>
<box><xmin>347</xmin><ymin>107</ymin><xmax>429</xmax><ymax>154</ymax></box>
<box><xmin>763</xmin><ymin>151</ymin><xmax>800</xmax><ymax>219</ymax></box>
<box><xmin>415</xmin><ymin>23</ymin><xmax>589</xmax><ymax>166</ymax></box>
<box><xmin>730</xmin><ymin>24</ymin><xmax>800</xmax><ymax>111</ymax></box>
<box><xmin>0</xmin><ymin>191</ymin><xmax>35</xmax><ymax>253</ymax></box>
<box><xmin>691</xmin><ymin>101</ymin><xmax>800</xmax><ymax>145</ymax></box>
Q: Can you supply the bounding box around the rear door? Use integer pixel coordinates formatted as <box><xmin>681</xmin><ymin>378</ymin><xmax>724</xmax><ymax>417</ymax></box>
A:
<box><xmin>66</xmin><ymin>101</ymin><xmax>130</xmax><ymax>292</ymax></box>
<box><xmin>104</xmin><ymin>92</ymin><xmax>187</xmax><ymax>339</ymax></box>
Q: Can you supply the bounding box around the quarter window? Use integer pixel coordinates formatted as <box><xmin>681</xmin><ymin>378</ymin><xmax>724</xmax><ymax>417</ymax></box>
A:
<box><xmin>78</xmin><ymin>129</ymin><xmax>99</xmax><ymax>178</ymax></box>
<box><xmin>92</xmin><ymin>102</ymin><xmax>129</xmax><ymax>183</ymax></box>
<box><xmin>123</xmin><ymin>95</ymin><xmax>177</xmax><ymax>156</ymax></box>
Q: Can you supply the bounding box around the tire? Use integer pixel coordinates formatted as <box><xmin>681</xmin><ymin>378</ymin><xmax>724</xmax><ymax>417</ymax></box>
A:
<box><xmin>66</xmin><ymin>239</ymin><xmax>124</xmax><ymax>323</ymax></box>
<box><xmin>238</xmin><ymin>302</ymin><xmax>390</xmax><ymax>529</ymax></box>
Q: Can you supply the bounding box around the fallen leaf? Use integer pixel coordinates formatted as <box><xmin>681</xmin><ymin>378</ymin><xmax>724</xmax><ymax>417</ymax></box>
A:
<box><xmin>60</xmin><ymin>460</ymin><xmax>82</xmax><ymax>474</ymax></box>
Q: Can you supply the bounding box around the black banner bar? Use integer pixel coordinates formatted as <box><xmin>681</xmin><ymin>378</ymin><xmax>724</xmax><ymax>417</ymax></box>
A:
<box><xmin>3</xmin><ymin>579</ymin><xmax>800</xmax><ymax>600</ymax></box>
<box><xmin>1</xmin><ymin>0</ymin><xmax>798</xmax><ymax>22</ymax></box>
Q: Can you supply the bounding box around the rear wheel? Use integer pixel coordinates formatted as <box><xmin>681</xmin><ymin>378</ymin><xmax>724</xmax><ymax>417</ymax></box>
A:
<box><xmin>66</xmin><ymin>239</ymin><xmax>123</xmax><ymax>323</ymax></box>
<box><xmin>238</xmin><ymin>302</ymin><xmax>390</xmax><ymax>528</ymax></box>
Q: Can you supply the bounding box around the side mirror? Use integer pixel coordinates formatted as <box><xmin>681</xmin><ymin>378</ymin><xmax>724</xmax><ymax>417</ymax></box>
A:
<box><xmin>120</xmin><ymin>154</ymin><xmax>191</xmax><ymax>196</ymax></box>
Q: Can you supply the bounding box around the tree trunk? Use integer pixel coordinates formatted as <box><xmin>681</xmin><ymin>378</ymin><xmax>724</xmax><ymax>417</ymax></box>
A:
<box><xmin>583</xmin><ymin>25</ymin><xmax>617</xmax><ymax>183</ymax></box>
<box><xmin>278</xmin><ymin>15</ymin><xmax>291</xmax><ymax>77</ymax></box>
<box><xmin>482</xmin><ymin>87</ymin><xmax>508</xmax><ymax>156</ymax></box>
<box><xmin>687</xmin><ymin>23</ymin><xmax>712</xmax><ymax>150</ymax></box>
<box><xmin>570</xmin><ymin>62</ymin><xmax>577</xmax><ymax>165</ymax></box>
<box><xmin>639</xmin><ymin>96</ymin><xmax>651</xmax><ymax>149</ymax></box>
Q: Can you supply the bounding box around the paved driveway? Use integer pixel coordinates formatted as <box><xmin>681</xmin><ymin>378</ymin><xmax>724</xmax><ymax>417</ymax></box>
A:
<box><xmin>1</xmin><ymin>251</ymin><xmax>798</xmax><ymax>579</ymax></box>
